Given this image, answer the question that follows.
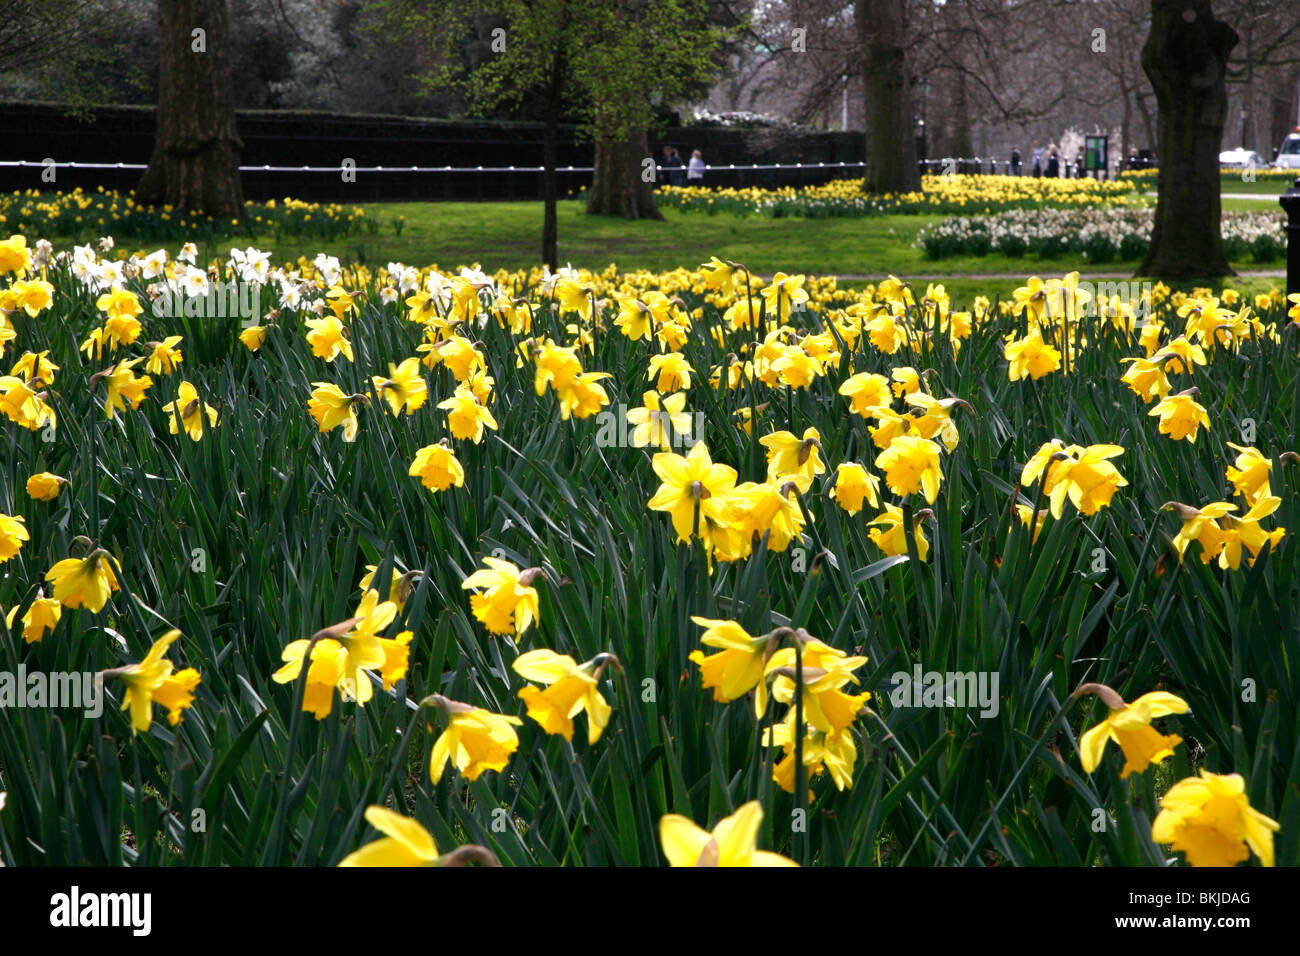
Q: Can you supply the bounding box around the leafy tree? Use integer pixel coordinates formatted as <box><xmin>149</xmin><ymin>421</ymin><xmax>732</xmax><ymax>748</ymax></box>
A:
<box><xmin>373</xmin><ymin>0</ymin><xmax>725</xmax><ymax>267</ymax></box>
<box><xmin>572</xmin><ymin>0</ymin><xmax>723</xmax><ymax>219</ymax></box>
<box><xmin>0</xmin><ymin>0</ymin><xmax>151</xmax><ymax>112</ymax></box>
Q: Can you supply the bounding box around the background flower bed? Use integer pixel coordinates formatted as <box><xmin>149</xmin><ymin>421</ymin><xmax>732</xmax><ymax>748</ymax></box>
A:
<box><xmin>915</xmin><ymin>207</ymin><xmax>1287</xmax><ymax>262</ymax></box>
<box><xmin>1119</xmin><ymin>168</ymin><xmax>1298</xmax><ymax>190</ymax></box>
<box><xmin>636</xmin><ymin>174</ymin><xmax>1144</xmax><ymax>218</ymax></box>
<box><xmin>0</xmin><ymin>188</ymin><xmax>398</xmax><ymax>244</ymax></box>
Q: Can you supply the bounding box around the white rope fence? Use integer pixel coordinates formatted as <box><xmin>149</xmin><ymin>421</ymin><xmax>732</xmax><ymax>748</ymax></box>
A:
<box><xmin>1</xmin><ymin>158</ymin><xmax>1079</xmax><ymax>178</ymax></box>
<box><xmin>0</xmin><ymin>159</ymin><xmax>872</xmax><ymax>174</ymax></box>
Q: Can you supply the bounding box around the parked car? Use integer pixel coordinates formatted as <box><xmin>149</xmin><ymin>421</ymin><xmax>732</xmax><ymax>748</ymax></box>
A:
<box><xmin>1274</xmin><ymin>131</ymin><xmax>1300</xmax><ymax>170</ymax></box>
<box><xmin>1219</xmin><ymin>147</ymin><xmax>1266</xmax><ymax>168</ymax></box>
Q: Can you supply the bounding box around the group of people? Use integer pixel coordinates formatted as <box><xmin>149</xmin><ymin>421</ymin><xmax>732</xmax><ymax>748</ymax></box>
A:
<box><xmin>1010</xmin><ymin>144</ymin><xmax>1104</xmax><ymax>178</ymax></box>
<box><xmin>658</xmin><ymin>146</ymin><xmax>706</xmax><ymax>187</ymax></box>
<box><xmin>1009</xmin><ymin>144</ymin><xmax>1067</xmax><ymax>178</ymax></box>
<box><xmin>1009</xmin><ymin>143</ymin><xmax>1150</xmax><ymax>179</ymax></box>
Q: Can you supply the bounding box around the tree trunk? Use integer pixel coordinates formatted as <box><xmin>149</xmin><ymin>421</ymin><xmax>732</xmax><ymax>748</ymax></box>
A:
<box><xmin>137</xmin><ymin>0</ymin><xmax>244</xmax><ymax>218</ymax></box>
<box><xmin>542</xmin><ymin>48</ymin><xmax>564</xmax><ymax>270</ymax></box>
<box><xmin>586</xmin><ymin>127</ymin><xmax>663</xmax><ymax>219</ymax></box>
<box><xmin>1118</xmin><ymin>70</ymin><xmax>1132</xmax><ymax>171</ymax></box>
<box><xmin>859</xmin><ymin>0</ymin><xmax>920</xmax><ymax>193</ymax></box>
<box><xmin>1135</xmin><ymin>86</ymin><xmax>1157</xmax><ymax>154</ymax></box>
<box><xmin>1137</xmin><ymin>0</ymin><xmax>1238</xmax><ymax>278</ymax></box>
<box><xmin>1269</xmin><ymin>92</ymin><xmax>1291</xmax><ymax>162</ymax></box>
<box><xmin>948</xmin><ymin>71</ymin><xmax>973</xmax><ymax>159</ymax></box>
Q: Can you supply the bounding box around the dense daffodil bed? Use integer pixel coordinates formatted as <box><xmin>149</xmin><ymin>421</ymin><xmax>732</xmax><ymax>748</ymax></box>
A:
<box><xmin>1</xmin><ymin>232</ymin><xmax>1297</xmax><ymax>866</ymax></box>
<box><xmin>652</xmin><ymin>174</ymin><xmax>1143</xmax><ymax>218</ymax></box>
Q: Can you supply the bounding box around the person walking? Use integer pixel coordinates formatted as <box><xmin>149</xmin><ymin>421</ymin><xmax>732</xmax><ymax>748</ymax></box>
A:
<box><xmin>664</xmin><ymin>147</ymin><xmax>685</xmax><ymax>187</ymax></box>
<box><xmin>1045</xmin><ymin>146</ymin><xmax>1060</xmax><ymax>178</ymax></box>
<box><xmin>686</xmin><ymin>149</ymin><xmax>706</xmax><ymax>187</ymax></box>
<box><xmin>1031</xmin><ymin>143</ymin><xmax>1044</xmax><ymax>178</ymax></box>
<box><xmin>1010</xmin><ymin>145</ymin><xmax>1022</xmax><ymax>176</ymax></box>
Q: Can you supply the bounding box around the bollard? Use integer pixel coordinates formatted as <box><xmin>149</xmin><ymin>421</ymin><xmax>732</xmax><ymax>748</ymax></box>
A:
<box><xmin>1282</xmin><ymin>178</ymin><xmax>1300</xmax><ymax>297</ymax></box>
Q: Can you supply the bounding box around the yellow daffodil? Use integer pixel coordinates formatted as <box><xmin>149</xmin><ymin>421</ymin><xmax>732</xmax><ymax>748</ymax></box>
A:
<box><xmin>0</xmin><ymin>513</ymin><xmax>29</xmax><ymax>562</ymax></box>
<box><xmin>875</xmin><ymin>434</ymin><xmax>943</xmax><ymax>503</ymax></box>
<box><xmin>0</xmin><ymin>234</ymin><xmax>32</xmax><ymax>273</ymax></box>
<box><xmin>427</xmin><ymin>696</ymin><xmax>522</xmax><ymax>784</ymax></box>
<box><xmin>5</xmin><ymin>591</ymin><xmax>61</xmax><ymax>643</ymax></box>
<box><xmin>239</xmin><ymin>325</ymin><xmax>267</xmax><ymax>352</ymax></box>
<box><xmin>1152</xmin><ymin>770</ymin><xmax>1279</xmax><ymax>867</ymax></box>
<box><xmin>838</xmin><ymin>371</ymin><xmax>892</xmax><ymax>417</ymax></box>
<box><xmin>461</xmin><ymin>556</ymin><xmax>541</xmax><ymax>639</ymax></box>
<box><xmin>647</xmin><ymin>352</ymin><xmax>694</xmax><ymax>393</ymax></box>
<box><xmin>46</xmin><ymin>550</ymin><xmax>120</xmax><ymax>612</ymax></box>
<box><xmin>513</xmin><ymin>648</ymin><xmax>616</xmax><ymax>744</ymax></box>
<box><xmin>308</xmin><ymin>382</ymin><xmax>366</xmax><ymax>440</ymax></box>
<box><xmin>626</xmin><ymin>391</ymin><xmax>693</xmax><ymax>451</ymax></box>
<box><xmin>659</xmin><ymin>800</ymin><xmax>797</xmax><ymax>867</ymax></box>
<box><xmin>764</xmin><ymin>716</ymin><xmax>858</xmax><ymax>794</ymax></box>
<box><xmin>648</xmin><ymin>440</ymin><xmax>737</xmax><ymax>545</ymax></box>
<box><xmin>867</xmin><ymin>503</ymin><xmax>930</xmax><ymax>560</ymax></box>
<box><xmin>554</xmin><ymin>370</ymin><xmax>611</xmax><ymax>421</ymax></box>
<box><xmin>145</xmin><ymin>336</ymin><xmax>184</xmax><ymax>375</ymax></box>
<box><xmin>688</xmin><ymin>616</ymin><xmax>772</xmax><ymax>715</ymax></box>
<box><xmin>161</xmin><ymin>380</ymin><xmax>219</xmax><ymax>441</ymax></box>
<box><xmin>1149</xmin><ymin>389</ymin><xmax>1210</xmax><ymax>443</ymax></box>
<box><xmin>760</xmin><ymin>427</ymin><xmax>824</xmax><ymax>492</ymax></box>
<box><xmin>828</xmin><ymin>462</ymin><xmax>880</xmax><ymax>516</ymax></box>
<box><xmin>1219</xmin><ymin>495</ymin><xmax>1285</xmax><ymax>570</ymax></box>
<box><xmin>1079</xmin><ymin>688</ymin><xmax>1189</xmax><ymax>778</ymax></box>
<box><xmin>109</xmin><ymin>629</ymin><xmax>201</xmax><ymax>734</ymax></box>
<box><xmin>1118</xmin><ymin>354</ymin><xmax>1172</xmax><ymax>403</ymax></box>
<box><xmin>94</xmin><ymin>358</ymin><xmax>153</xmax><ymax>419</ymax></box>
<box><xmin>372</xmin><ymin>357</ymin><xmax>428</xmax><ymax>415</ymax></box>
<box><xmin>305</xmin><ymin>313</ymin><xmax>354</xmax><ymax>362</ymax></box>
<box><xmin>339</xmin><ymin>806</ymin><xmax>440</xmax><ymax>867</ymax></box>
<box><xmin>1005</xmin><ymin>325</ymin><xmax>1062</xmax><ymax>381</ymax></box>
<box><xmin>1167</xmin><ymin>501</ymin><xmax>1235</xmax><ymax>564</ymax></box>
<box><xmin>438</xmin><ymin>384</ymin><xmax>497</xmax><ymax>442</ymax></box>
<box><xmin>26</xmin><ymin>472</ymin><xmax>65</xmax><ymax>501</ymax></box>
<box><xmin>11</xmin><ymin>349</ymin><xmax>59</xmax><ymax>386</ymax></box>
<box><xmin>1224</xmin><ymin>443</ymin><xmax>1273</xmax><ymax>506</ymax></box>
<box><xmin>409</xmin><ymin>440</ymin><xmax>465</xmax><ymax>491</ymax></box>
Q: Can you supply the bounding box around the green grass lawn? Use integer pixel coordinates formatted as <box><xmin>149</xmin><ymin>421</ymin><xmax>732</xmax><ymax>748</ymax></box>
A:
<box><xmin>326</xmin><ymin>201</ymin><xmax>1114</xmax><ymax>277</ymax></box>
<box><xmin>1216</xmin><ymin>175</ymin><xmax>1293</xmax><ymax>195</ymax></box>
<box><xmin>23</xmin><ymin>177</ymin><xmax>1288</xmax><ymax>310</ymax></box>
<box><xmin>175</xmin><ymin>200</ymin><xmax>1286</xmax><ymax>299</ymax></box>
<box><xmin>1221</xmin><ymin>197</ymin><xmax>1286</xmax><ymax>211</ymax></box>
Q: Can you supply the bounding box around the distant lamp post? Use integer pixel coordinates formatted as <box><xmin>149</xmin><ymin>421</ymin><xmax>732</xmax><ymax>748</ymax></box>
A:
<box><xmin>1239</xmin><ymin>103</ymin><xmax>1248</xmax><ymax>148</ymax></box>
<box><xmin>1281</xmin><ymin>177</ymin><xmax>1300</xmax><ymax>295</ymax></box>
<box><xmin>915</xmin><ymin>77</ymin><xmax>930</xmax><ymax>162</ymax></box>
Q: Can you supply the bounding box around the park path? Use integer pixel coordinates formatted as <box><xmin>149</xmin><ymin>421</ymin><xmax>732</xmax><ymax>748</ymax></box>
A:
<box><xmin>1146</xmin><ymin>190</ymin><xmax>1282</xmax><ymax>201</ymax></box>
